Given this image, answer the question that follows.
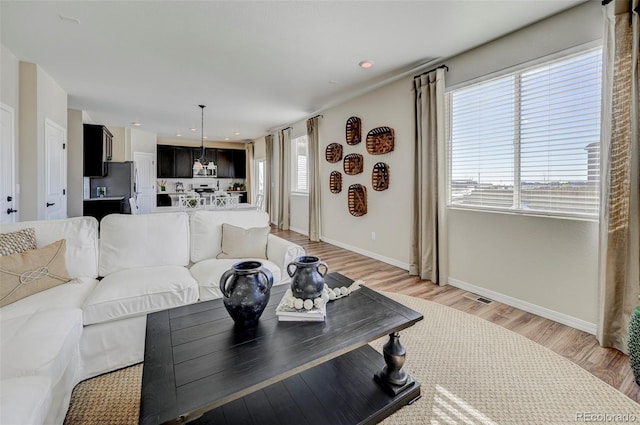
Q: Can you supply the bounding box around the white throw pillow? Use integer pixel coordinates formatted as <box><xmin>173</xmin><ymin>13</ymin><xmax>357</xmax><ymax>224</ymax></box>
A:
<box><xmin>216</xmin><ymin>224</ymin><xmax>269</xmax><ymax>260</ymax></box>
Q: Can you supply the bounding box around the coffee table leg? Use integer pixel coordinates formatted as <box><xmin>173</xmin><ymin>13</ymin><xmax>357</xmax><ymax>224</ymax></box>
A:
<box><xmin>374</xmin><ymin>332</ymin><xmax>416</xmax><ymax>396</ymax></box>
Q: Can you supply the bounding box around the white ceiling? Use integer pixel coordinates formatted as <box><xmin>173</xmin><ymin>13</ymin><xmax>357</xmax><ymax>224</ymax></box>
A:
<box><xmin>1</xmin><ymin>1</ymin><xmax>586</xmax><ymax>142</ymax></box>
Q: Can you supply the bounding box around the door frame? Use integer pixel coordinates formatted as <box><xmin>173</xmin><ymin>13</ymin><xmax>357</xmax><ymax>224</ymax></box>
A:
<box><xmin>1</xmin><ymin>103</ymin><xmax>17</xmax><ymax>223</ymax></box>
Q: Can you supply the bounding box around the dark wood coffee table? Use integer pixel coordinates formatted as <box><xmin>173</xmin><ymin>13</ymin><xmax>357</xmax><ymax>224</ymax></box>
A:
<box><xmin>139</xmin><ymin>273</ymin><xmax>423</xmax><ymax>425</ymax></box>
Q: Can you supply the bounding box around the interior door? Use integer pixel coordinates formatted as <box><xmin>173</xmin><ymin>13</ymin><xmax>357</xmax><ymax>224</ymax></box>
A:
<box><xmin>133</xmin><ymin>151</ymin><xmax>155</xmax><ymax>214</ymax></box>
<box><xmin>45</xmin><ymin>118</ymin><xmax>67</xmax><ymax>220</ymax></box>
<box><xmin>0</xmin><ymin>103</ymin><xmax>17</xmax><ymax>223</ymax></box>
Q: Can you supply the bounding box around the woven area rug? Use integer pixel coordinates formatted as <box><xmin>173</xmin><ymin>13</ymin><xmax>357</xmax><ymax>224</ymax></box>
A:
<box><xmin>64</xmin><ymin>292</ymin><xmax>640</xmax><ymax>425</ymax></box>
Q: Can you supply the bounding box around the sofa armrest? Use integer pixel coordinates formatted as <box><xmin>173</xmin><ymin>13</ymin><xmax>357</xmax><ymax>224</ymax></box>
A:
<box><xmin>266</xmin><ymin>234</ymin><xmax>304</xmax><ymax>284</ymax></box>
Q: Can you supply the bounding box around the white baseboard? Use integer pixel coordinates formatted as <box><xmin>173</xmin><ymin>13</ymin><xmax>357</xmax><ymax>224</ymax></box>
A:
<box><xmin>447</xmin><ymin>277</ymin><xmax>597</xmax><ymax>335</ymax></box>
<box><xmin>320</xmin><ymin>236</ymin><xmax>410</xmax><ymax>271</ymax></box>
<box><xmin>288</xmin><ymin>226</ymin><xmax>308</xmax><ymax>236</ymax></box>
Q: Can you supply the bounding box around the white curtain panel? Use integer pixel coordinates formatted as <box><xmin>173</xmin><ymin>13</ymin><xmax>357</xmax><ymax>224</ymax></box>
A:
<box><xmin>277</xmin><ymin>128</ymin><xmax>291</xmax><ymax>230</ymax></box>
<box><xmin>265</xmin><ymin>134</ymin><xmax>273</xmax><ymax>217</ymax></box>
<box><xmin>597</xmin><ymin>0</ymin><xmax>639</xmax><ymax>353</ymax></box>
<box><xmin>307</xmin><ymin>116</ymin><xmax>321</xmax><ymax>242</ymax></box>
<box><xmin>410</xmin><ymin>68</ymin><xmax>446</xmax><ymax>283</ymax></box>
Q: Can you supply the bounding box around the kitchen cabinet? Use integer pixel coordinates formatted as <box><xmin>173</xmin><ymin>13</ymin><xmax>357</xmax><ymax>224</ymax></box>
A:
<box><xmin>174</xmin><ymin>147</ymin><xmax>193</xmax><ymax>178</ymax></box>
<box><xmin>214</xmin><ymin>149</ymin><xmax>232</xmax><ymax>178</ymax></box>
<box><xmin>232</xmin><ymin>150</ymin><xmax>246</xmax><ymax>178</ymax></box>
<box><xmin>157</xmin><ymin>145</ymin><xmax>194</xmax><ymax>178</ymax></box>
<box><xmin>156</xmin><ymin>145</ymin><xmax>245</xmax><ymax>178</ymax></box>
<box><xmin>83</xmin><ymin>197</ymin><xmax>124</xmax><ymax>223</ymax></box>
<box><xmin>157</xmin><ymin>145</ymin><xmax>174</xmax><ymax>178</ymax></box>
<box><xmin>83</xmin><ymin>124</ymin><xmax>113</xmax><ymax>177</ymax></box>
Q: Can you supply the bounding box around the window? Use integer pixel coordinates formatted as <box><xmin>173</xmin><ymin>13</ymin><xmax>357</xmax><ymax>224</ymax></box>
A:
<box><xmin>256</xmin><ymin>159</ymin><xmax>265</xmax><ymax>194</ymax></box>
<box><xmin>291</xmin><ymin>135</ymin><xmax>308</xmax><ymax>193</ymax></box>
<box><xmin>448</xmin><ymin>48</ymin><xmax>602</xmax><ymax>218</ymax></box>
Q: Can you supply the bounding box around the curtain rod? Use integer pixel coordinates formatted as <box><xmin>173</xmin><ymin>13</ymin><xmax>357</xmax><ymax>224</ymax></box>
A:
<box><xmin>309</xmin><ymin>114</ymin><xmax>323</xmax><ymax>120</ymax></box>
<box><xmin>413</xmin><ymin>64</ymin><xmax>448</xmax><ymax>79</ymax></box>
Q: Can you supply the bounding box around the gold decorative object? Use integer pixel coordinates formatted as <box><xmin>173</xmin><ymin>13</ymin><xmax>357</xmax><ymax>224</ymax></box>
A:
<box><xmin>343</xmin><ymin>153</ymin><xmax>364</xmax><ymax>175</ymax></box>
<box><xmin>330</xmin><ymin>171</ymin><xmax>342</xmax><ymax>193</ymax></box>
<box><xmin>372</xmin><ymin>162</ymin><xmax>390</xmax><ymax>191</ymax></box>
<box><xmin>346</xmin><ymin>117</ymin><xmax>362</xmax><ymax>145</ymax></box>
<box><xmin>325</xmin><ymin>143</ymin><xmax>343</xmax><ymax>163</ymax></box>
<box><xmin>366</xmin><ymin>126</ymin><xmax>395</xmax><ymax>155</ymax></box>
<box><xmin>348</xmin><ymin>184</ymin><xmax>367</xmax><ymax>217</ymax></box>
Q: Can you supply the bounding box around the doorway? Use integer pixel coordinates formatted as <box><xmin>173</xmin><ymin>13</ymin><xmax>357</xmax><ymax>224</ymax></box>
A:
<box><xmin>0</xmin><ymin>103</ymin><xmax>16</xmax><ymax>223</ymax></box>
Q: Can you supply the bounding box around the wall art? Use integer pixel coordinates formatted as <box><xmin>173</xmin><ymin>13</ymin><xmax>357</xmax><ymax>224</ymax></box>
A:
<box><xmin>372</xmin><ymin>162</ymin><xmax>390</xmax><ymax>191</ymax></box>
<box><xmin>325</xmin><ymin>143</ymin><xmax>343</xmax><ymax>163</ymax></box>
<box><xmin>329</xmin><ymin>171</ymin><xmax>342</xmax><ymax>193</ymax></box>
<box><xmin>343</xmin><ymin>153</ymin><xmax>364</xmax><ymax>175</ymax></box>
<box><xmin>366</xmin><ymin>126</ymin><xmax>395</xmax><ymax>155</ymax></box>
<box><xmin>345</xmin><ymin>116</ymin><xmax>361</xmax><ymax>145</ymax></box>
<box><xmin>348</xmin><ymin>184</ymin><xmax>367</xmax><ymax>217</ymax></box>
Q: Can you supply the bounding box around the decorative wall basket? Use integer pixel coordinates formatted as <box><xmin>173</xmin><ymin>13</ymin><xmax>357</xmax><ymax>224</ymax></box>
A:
<box><xmin>346</xmin><ymin>117</ymin><xmax>362</xmax><ymax>145</ymax></box>
<box><xmin>343</xmin><ymin>153</ymin><xmax>364</xmax><ymax>175</ymax></box>
<box><xmin>372</xmin><ymin>162</ymin><xmax>390</xmax><ymax>191</ymax></box>
<box><xmin>366</xmin><ymin>127</ymin><xmax>395</xmax><ymax>155</ymax></box>
<box><xmin>348</xmin><ymin>184</ymin><xmax>367</xmax><ymax>217</ymax></box>
<box><xmin>325</xmin><ymin>143</ymin><xmax>343</xmax><ymax>163</ymax></box>
<box><xmin>329</xmin><ymin>171</ymin><xmax>342</xmax><ymax>193</ymax></box>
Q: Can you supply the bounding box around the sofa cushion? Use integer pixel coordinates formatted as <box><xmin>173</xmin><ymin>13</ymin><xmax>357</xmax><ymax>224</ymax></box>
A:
<box><xmin>83</xmin><ymin>265</ymin><xmax>199</xmax><ymax>325</ymax></box>
<box><xmin>0</xmin><ymin>217</ymin><xmax>99</xmax><ymax>279</ymax></box>
<box><xmin>0</xmin><ymin>240</ymin><xmax>72</xmax><ymax>307</ymax></box>
<box><xmin>0</xmin><ymin>277</ymin><xmax>98</xmax><ymax>323</ymax></box>
<box><xmin>0</xmin><ymin>376</ymin><xmax>52</xmax><ymax>425</ymax></box>
<box><xmin>0</xmin><ymin>308</ymin><xmax>83</xmax><ymax>386</ymax></box>
<box><xmin>190</xmin><ymin>210</ymin><xmax>270</xmax><ymax>263</ymax></box>
<box><xmin>99</xmin><ymin>213</ymin><xmax>190</xmax><ymax>276</ymax></box>
<box><xmin>0</xmin><ymin>227</ymin><xmax>36</xmax><ymax>256</ymax></box>
<box><xmin>217</xmin><ymin>224</ymin><xmax>270</xmax><ymax>260</ymax></box>
<box><xmin>190</xmin><ymin>258</ymin><xmax>282</xmax><ymax>301</ymax></box>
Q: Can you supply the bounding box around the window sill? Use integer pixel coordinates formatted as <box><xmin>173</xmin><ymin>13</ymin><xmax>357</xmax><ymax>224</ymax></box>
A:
<box><xmin>446</xmin><ymin>205</ymin><xmax>599</xmax><ymax>223</ymax></box>
<box><xmin>291</xmin><ymin>192</ymin><xmax>309</xmax><ymax>197</ymax></box>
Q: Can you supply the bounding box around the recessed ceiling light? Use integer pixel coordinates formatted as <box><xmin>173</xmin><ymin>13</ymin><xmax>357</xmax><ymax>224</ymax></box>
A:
<box><xmin>190</xmin><ymin>127</ymin><xmax>197</xmax><ymax>132</ymax></box>
<box><xmin>176</xmin><ymin>133</ymin><xmax>182</xmax><ymax>137</ymax></box>
<box><xmin>132</xmin><ymin>121</ymin><xmax>141</xmax><ymax>126</ymax></box>
<box><xmin>234</xmin><ymin>132</ymin><xmax>240</xmax><ymax>136</ymax></box>
<box><xmin>358</xmin><ymin>60</ymin><xmax>374</xmax><ymax>69</ymax></box>
<box><xmin>224</xmin><ymin>137</ymin><xmax>230</xmax><ymax>141</ymax></box>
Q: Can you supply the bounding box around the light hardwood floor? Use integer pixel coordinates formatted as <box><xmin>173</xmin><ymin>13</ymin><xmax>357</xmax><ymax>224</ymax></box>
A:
<box><xmin>271</xmin><ymin>227</ymin><xmax>640</xmax><ymax>404</ymax></box>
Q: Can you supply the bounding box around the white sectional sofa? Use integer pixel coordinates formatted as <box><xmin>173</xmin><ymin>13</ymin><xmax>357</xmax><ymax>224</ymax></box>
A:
<box><xmin>0</xmin><ymin>210</ymin><xmax>304</xmax><ymax>425</ymax></box>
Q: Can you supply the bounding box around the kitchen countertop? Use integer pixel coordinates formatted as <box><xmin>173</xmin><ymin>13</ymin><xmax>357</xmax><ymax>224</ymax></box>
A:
<box><xmin>84</xmin><ymin>196</ymin><xmax>125</xmax><ymax>201</ymax></box>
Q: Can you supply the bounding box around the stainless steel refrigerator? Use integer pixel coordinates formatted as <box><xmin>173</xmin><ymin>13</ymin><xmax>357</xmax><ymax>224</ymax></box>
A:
<box><xmin>89</xmin><ymin>161</ymin><xmax>135</xmax><ymax>214</ymax></box>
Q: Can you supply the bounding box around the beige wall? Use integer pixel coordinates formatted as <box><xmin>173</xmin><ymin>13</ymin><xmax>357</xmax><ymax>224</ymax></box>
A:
<box><xmin>19</xmin><ymin>62</ymin><xmax>68</xmax><ymax>221</ymax></box>
<box><xmin>283</xmin><ymin>1</ymin><xmax>603</xmax><ymax>329</ymax></box>
<box><xmin>442</xmin><ymin>1</ymin><xmax>602</xmax><ymax>329</ymax></box>
<box><xmin>2</xmin><ymin>44</ymin><xmax>20</xmax><ymax>219</ymax></box>
<box><xmin>67</xmin><ymin>109</ymin><xmax>83</xmax><ymax>217</ymax></box>
<box><xmin>106</xmin><ymin>125</ymin><xmax>127</xmax><ymax>162</ymax></box>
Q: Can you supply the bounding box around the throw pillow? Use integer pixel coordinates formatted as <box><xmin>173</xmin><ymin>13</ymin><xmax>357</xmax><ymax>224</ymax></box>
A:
<box><xmin>0</xmin><ymin>239</ymin><xmax>71</xmax><ymax>307</ymax></box>
<box><xmin>0</xmin><ymin>228</ymin><xmax>37</xmax><ymax>256</ymax></box>
<box><xmin>216</xmin><ymin>224</ymin><xmax>269</xmax><ymax>260</ymax></box>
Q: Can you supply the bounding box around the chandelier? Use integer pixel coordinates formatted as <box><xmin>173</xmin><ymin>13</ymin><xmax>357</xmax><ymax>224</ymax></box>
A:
<box><xmin>192</xmin><ymin>104</ymin><xmax>216</xmax><ymax>173</ymax></box>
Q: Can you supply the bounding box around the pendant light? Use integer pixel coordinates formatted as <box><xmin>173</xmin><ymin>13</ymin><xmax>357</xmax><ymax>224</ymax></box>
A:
<box><xmin>193</xmin><ymin>104</ymin><xmax>208</xmax><ymax>171</ymax></box>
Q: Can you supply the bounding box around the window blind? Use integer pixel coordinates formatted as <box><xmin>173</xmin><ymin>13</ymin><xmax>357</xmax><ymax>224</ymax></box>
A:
<box><xmin>448</xmin><ymin>48</ymin><xmax>602</xmax><ymax>217</ymax></box>
<box><xmin>292</xmin><ymin>136</ymin><xmax>309</xmax><ymax>193</ymax></box>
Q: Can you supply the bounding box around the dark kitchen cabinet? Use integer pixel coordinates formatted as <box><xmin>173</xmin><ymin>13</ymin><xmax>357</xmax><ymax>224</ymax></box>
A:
<box><xmin>232</xmin><ymin>150</ymin><xmax>246</xmax><ymax>178</ymax></box>
<box><xmin>83</xmin><ymin>198</ymin><xmax>124</xmax><ymax>224</ymax></box>
<box><xmin>83</xmin><ymin>124</ymin><xmax>113</xmax><ymax>177</ymax></box>
<box><xmin>156</xmin><ymin>145</ymin><xmax>245</xmax><ymax>178</ymax></box>
<box><xmin>157</xmin><ymin>145</ymin><xmax>174</xmax><ymax>178</ymax></box>
<box><xmin>215</xmin><ymin>149</ymin><xmax>233</xmax><ymax>178</ymax></box>
<box><xmin>157</xmin><ymin>145</ymin><xmax>195</xmax><ymax>178</ymax></box>
<box><xmin>174</xmin><ymin>147</ymin><xmax>194</xmax><ymax>178</ymax></box>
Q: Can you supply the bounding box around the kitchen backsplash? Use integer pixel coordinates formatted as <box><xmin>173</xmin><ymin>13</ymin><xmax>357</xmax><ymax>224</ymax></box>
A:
<box><xmin>158</xmin><ymin>178</ymin><xmax>245</xmax><ymax>193</ymax></box>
